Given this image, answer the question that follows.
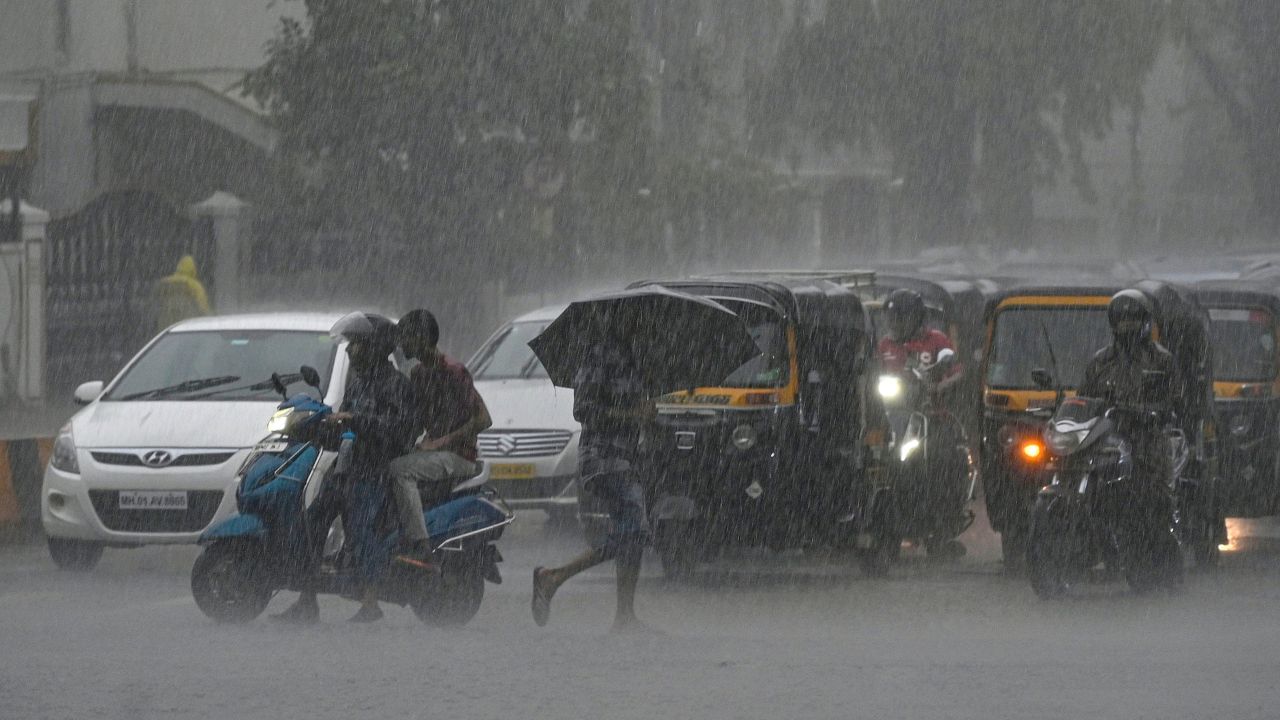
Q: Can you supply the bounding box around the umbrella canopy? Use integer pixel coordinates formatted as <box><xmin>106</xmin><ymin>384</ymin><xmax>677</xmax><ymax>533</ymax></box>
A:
<box><xmin>528</xmin><ymin>285</ymin><xmax>761</xmax><ymax>393</ymax></box>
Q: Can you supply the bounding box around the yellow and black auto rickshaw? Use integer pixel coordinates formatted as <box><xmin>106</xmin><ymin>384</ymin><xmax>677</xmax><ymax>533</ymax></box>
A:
<box><xmin>630</xmin><ymin>273</ymin><xmax>885</xmax><ymax>577</ymax></box>
<box><xmin>1195</xmin><ymin>280</ymin><xmax>1280</xmax><ymax>517</ymax></box>
<box><xmin>982</xmin><ymin>281</ymin><xmax>1223</xmax><ymax>568</ymax></box>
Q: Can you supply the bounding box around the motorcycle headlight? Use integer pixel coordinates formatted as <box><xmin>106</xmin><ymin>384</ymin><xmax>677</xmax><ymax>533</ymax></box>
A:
<box><xmin>732</xmin><ymin>424</ymin><xmax>758</xmax><ymax>451</ymax></box>
<box><xmin>1229</xmin><ymin>414</ymin><xmax>1252</xmax><ymax>438</ymax></box>
<box><xmin>50</xmin><ymin>425</ymin><xmax>79</xmax><ymax>474</ymax></box>
<box><xmin>898</xmin><ymin>437</ymin><xmax>922</xmax><ymax>462</ymax></box>
<box><xmin>1044</xmin><ymin>426</ymin><xmax>1087</xmax><ymax>456</ymax></box>
<box><xmin>877</xmin><ymin>375</ymin><xmax>903</xmax><ymax>401</ymax></box>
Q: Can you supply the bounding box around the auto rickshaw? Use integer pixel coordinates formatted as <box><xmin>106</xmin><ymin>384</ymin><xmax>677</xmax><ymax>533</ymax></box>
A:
<box><xmin>1194</xmin><ymin>280</ymin><xmax>1280</xmax><ymax>517</ymax></box>
<box><xmin>627</xmin><ymin>272</ymin><xmax>884</xmax><ymax>577</ymax></box>
<box><xmin>982</xmin><ymin>281</ymin><xmax>1223</xmax><ymax>568</ymax></box>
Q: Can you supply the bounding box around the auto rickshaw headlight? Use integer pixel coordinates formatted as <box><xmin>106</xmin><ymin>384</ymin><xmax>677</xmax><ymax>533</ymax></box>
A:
<box><xmin>731</xmin><ymin>424</ymin><xmax>758</xmax><ymax>451</ymax></box>
<box><xmin>877</xmin><ymin>375</ymin><xmax>903</xmax><ymax>400</ymax></box>
<box><xmin>1229</xmin><ymin>414</ymin><xmax>1252</xmax><ymax>438</ymax></box>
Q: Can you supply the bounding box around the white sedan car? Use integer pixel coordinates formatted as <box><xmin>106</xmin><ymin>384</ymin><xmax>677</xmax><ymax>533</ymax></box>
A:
<box><xmin>469</xmin><ymin>305</ymin><xmax>581</xmax><ymax>520</ymax></box>
<box><xmin>41</xmin><ymin>313</ymin><xmax>351</xmax><ymax>570</ymax></box>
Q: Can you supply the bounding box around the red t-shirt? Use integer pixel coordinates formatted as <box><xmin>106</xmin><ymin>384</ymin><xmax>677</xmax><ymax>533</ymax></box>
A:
<box><xmin>877</xmin><ymin>329</ymin><xmax>962</xmax><ymax>379</ymax></box>
<box><xmin>410</xmin><ymin>355</ymin><xmax>482</xmax><ymax>461</ymax></box>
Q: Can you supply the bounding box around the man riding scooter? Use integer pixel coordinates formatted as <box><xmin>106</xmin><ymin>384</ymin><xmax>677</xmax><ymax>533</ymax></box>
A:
<box><xmin>272</xmin><ymin>313</ymin><xmax>416</xmax><ymax>624</ymax></box>
<box><xmin>877</xmin><ymin>289</ymin><xmax>964</xmax><ymax>397</ymax></box>
<box><xmin>389</xmin><ymin>309</ymin><xmax>493</xmax><ymax>563</ymax></box>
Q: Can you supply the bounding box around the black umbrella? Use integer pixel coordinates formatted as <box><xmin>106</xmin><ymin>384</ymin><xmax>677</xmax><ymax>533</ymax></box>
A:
<box><xmin>528</xmin><ymin>285</ymin><xmax>761</xmax><ymax>394</ymax></box>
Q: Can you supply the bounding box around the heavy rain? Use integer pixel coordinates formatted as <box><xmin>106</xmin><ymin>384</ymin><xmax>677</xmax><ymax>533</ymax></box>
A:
<box><xmin>2</xmin><ymin>2</ymin><xmax>1280</xmax><ymax>719</ymax></box>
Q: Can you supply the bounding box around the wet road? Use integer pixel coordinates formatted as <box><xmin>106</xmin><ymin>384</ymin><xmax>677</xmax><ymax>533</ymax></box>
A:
<box><xmin>2</xmin><ymin>514</ymin><xmax>1279</xmax><ymax>720</ymax></box>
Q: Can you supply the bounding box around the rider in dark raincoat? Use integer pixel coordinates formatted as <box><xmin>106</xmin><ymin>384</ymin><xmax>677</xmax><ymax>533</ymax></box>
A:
<box><xmin>273</xmin><ymin>313</ymin><xmax>416</xmax><ymax>624</ymax></box>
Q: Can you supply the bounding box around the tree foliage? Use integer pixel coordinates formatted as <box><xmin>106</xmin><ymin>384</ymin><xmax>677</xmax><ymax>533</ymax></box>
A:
<box><xmin>244</xmin><ymin>0</ymin><xmax>652</xmax><ymax>296</ymax></box>
<box><xmin>1176</xmin><ymin>0</ymin><xmax>1280</xmax><ymax>232</ymax></box>
<box><xmin>756</xmin><ymin>1</ymin><xmax>1165</xmax><ymax>247</ymax></box>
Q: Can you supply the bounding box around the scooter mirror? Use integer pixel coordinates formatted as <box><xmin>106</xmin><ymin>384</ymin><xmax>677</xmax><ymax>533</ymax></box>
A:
<box><xmin>300</xmin><ymin>365</ymin><xmax>322</xmax><ymax>389</ymax></box>
<box><xmin>935</xmin><ymin>348</ymin><xmax>957</xmax><ymax>366</ymax></box>
<box><xmin>270</xmin><ymin>372</ymin><xmax>289</xmax><ymax>399</ymax></box>
<box><xmin>1031</xmin><ymin>368</ymin><xmax>1055</xmax><ymax>390</ymax></box>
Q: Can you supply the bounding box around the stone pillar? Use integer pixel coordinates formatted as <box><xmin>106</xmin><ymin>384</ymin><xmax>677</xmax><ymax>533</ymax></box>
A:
<box><xmin>190</xmin><ymin>191</ymin><xmax>249</xmax><ymax>314</ymax></box>
<box><xmin>0</xmin><ymin>199</ymin><xmax>49</xmax><ymax>402</ymax></box>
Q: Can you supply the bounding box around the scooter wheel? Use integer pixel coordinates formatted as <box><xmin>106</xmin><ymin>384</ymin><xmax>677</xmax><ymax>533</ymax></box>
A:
<box><xmin>190</xmin><ymin>541</ymin><xmax>270</xmax><ymax>623</ymax></box>
<box><xmin>411</xmin><ymin>565</ymin><xmax>484</xmax><ymax>627</ymax></box>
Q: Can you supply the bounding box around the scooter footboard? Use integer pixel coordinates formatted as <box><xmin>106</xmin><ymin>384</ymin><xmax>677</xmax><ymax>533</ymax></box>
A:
<box><xmin>198</xmin><ymin>513</ymin><xmax>267</xmax><ymax>544</ymax></box>
<box><xmin>426</xmin><ymin>495</ymin><xmax>514</xmax><ymax>551</ymax></box>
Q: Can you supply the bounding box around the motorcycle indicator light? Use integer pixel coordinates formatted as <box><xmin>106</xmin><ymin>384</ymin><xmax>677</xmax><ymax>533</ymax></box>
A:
<box><xmin>1020</xmin><ymin>440</ymin><xmax>1043</xmax><ymax>461</ymax></box>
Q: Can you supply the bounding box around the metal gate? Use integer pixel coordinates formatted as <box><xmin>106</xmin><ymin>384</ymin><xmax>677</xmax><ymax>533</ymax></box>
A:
<box><xmin>45</xmin><ymin>191</ymin><xmax>212</xmax><ymax>389</ymax></box>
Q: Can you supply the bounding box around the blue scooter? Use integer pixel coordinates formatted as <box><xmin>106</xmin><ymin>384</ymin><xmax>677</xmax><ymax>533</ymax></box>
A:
<box><xmin>190</xmin><ymin>366</ymin><xmax>513</xmax><ymax>624</ymax></box>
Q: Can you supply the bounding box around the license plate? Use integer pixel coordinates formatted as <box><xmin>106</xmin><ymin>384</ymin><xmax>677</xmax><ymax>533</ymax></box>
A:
<box><xmin>118</xmin><ymin>490</ymin><xmax>188</xmax><ymax>510</ymax></box>
<box><xmin>490</xmin><ymin>463</ymin><xmax>535</xmax><ymax>480</ymax></box>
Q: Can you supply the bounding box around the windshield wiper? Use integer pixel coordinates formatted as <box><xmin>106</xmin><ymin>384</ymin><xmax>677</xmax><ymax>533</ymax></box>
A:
<box><xmin>118</xmin><ymin>375</ymin><xmax>241</xmax><ymax>401</ymax></box>
<box><xmin>186</xmin><ymin>373</ymin><xmax>304</xmax><ymax>400</ymax></box>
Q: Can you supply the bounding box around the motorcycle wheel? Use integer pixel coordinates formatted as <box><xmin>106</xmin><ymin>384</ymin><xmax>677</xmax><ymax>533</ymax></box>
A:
<box><xmin>1026</xmin><ymin>497</ymin><xmax>1078</xmax><ymax>600</ymax></box>
<box><xmin>859</xmin><ymin>494</ymin><xmax>900</xmax><ymax>577</ymax></box>
<box><xmin>1127</xmin><ymin>531</ymin><xmax>1184</xmax><ymax>594</ymax></box>
<box><xmin>47</xmin><ymin>538</ymin><xmax>103</xmax><ymax>572</ymax></box>
<box><xmin>190</xmin><ymin>541</ymin><xmax>270</xmax><ymax>623</ymax></box>
<box><xmin>411</xmin><ymin>564</ymin><xmax>484</xmax><ymax>627</ymax></box>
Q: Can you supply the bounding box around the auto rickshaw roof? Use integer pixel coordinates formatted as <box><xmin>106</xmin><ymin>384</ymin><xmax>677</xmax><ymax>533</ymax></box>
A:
<box><xmin>1194</xmin><ymin>279</ymin><xmax>1280</xmax><ymax>316</ymax></box>
<box><xmin>634</xmin><ymin>272</ymin><xmax>870</xmax><ymax>333</ymax></box>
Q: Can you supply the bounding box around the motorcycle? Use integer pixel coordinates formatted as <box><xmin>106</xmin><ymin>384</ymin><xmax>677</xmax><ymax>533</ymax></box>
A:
<box><xmin>190</xmin><ymin>366</ymin><xmax>513</xmax><ymax>624</ymax></box>
<box><xmin>1026</xmin><ymin>378</ymin><xmax>1186</xmax><ymax>599</ymax></box>
<box><xmin>861</xmin><ymin>348</ymin><xmax>976</xmax><ymax>573</ymax></box>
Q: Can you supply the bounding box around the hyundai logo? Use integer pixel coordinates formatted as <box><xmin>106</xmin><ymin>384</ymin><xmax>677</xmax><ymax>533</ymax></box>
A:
<box><xmin>141</xmin><ymin>450</ymin><xmax>174</xmax><ymax>468</ymax></box>
<box><xmin>496</xmin><ymin>435</ymin><xmax>518</xmax><ymax>456</ymax></box>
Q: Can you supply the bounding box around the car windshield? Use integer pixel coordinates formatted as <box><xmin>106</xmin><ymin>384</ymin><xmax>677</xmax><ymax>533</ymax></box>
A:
<box><xmin>105</xmin><ymin>330</ymin><xmax>336</xmax><ymax>401</ymax></box>
<box><xmin>470</xmin><ymin>321</ymin><xmax>551</xmax><ymax>380</ymax></box>
<box><xmin>986</xmin><ymin>306</ymin><xmax>1111</xmax><ymax>389</ymax></box>
<box><xmin>1208</xmin><ymin>307</ymin><xmax>1277</xmax><ymax>382</ymax></box>
<box><xmin>720</xmin><ymin>301</ymin><xmax>789</xmax><ymax>388</ymax></box>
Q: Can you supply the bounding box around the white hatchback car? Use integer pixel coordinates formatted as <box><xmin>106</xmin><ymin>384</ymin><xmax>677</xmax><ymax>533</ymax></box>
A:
<box><xmin>469</xmin><ymin>305</ymin><xmax>581</xmax><ymax>520</ymax></box>
<box><xmin>41</xmin><ymin>313</ymin><xmax>352</xmax><ymax>570</ymax></box>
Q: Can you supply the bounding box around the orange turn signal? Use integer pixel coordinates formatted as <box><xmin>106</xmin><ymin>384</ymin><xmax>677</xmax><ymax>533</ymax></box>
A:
<box><xmin>1020</xmin><ymin>441</ymin><xmax>1044</xmax><ymax>460</ymax></box>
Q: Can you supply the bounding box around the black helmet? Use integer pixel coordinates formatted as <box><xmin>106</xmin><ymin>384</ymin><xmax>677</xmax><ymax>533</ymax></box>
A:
<box><xmin>330</xmin><ymin>311</ymin><xmax>397</xmax><ymax>358</ymax></box>
<box><xmin>1107</xmin><ymin>289</ymin><xmax>1153</xmax><ymax>348</ymax></box>
<box><xmin>883</xmin><ymin>289</ymin><xmax>926</xmax><ymax>342</ymax></box>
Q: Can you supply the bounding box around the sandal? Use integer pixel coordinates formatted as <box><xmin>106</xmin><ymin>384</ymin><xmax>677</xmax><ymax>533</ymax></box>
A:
<box><xmin>531</xmin><ymin>566</ymin><xmax>557</xmax><ymax>627</ymax></box>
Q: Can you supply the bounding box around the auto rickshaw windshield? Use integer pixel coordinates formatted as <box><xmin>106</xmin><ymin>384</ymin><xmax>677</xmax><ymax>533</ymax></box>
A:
<box><xmin>986</xmin><ymin>306</ymin><xmax>1111</xmax><ymax>389</ymax></box>
<box><xmin>719</xmin><ymin>299</ymin><xmax>789</xmax><ymax>388</ymax></box>
<box><xmin>1208</xmin><ymin>307</ymin><xmax>1277</xmax><ymax>382</ymax></box>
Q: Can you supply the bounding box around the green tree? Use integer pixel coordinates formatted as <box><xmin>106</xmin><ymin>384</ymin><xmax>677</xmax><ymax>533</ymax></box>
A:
<box><xmin>756</xmin><ymin>1</ymin><xmax>1164</xmax><ymax>248</ymax></box>
<box><xmin>244</xmin><ymin>0</ymin><xmax>652</xmax><ymax>303</ymax></box>
<box><xmin>1177</xmin><ymin>0</ymin><xmax>1280</xmax><ymax>233</ymax></box>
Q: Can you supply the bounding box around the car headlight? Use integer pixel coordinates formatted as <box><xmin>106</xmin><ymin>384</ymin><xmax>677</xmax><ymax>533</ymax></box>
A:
<box><xmin>1044</xmin><ymin>426</ymin><xmax>1087</xmax><ymax>456</ymax></box>
<box><xmin>898</xmin><ymin>437</ymin><xmax>921</xmax><ymax>462</ymax></box>
<box><xmin>51</xmin><ymin>425</ymin><xmax>79</xmax><ymax>474</ymax></box>
<box><xmin>1229</xmin><ymin>414</ymin><xmax>1252</xmax><ymax>438</ymax></box>
<box><xmin>877</xmin><ymin>375</ymin><xmax>903</xmax><ymax>400</ymax></box>
<box><xmin>732</xmin><ymin>424</ymin><xmax>758</xmax><ymax>451</ymax></box>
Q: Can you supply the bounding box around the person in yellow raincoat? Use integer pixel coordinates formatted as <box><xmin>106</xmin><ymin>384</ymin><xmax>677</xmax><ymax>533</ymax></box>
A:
<box><xmin>153</xmin><ymin>255</ymin><xmax>212</xmax><ymax>331</ymax></box>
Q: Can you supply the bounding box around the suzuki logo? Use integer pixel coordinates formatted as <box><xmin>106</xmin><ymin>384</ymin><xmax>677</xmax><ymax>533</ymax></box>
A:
<box><xmin>496</xmin><ymin>435</ymin><xmax>518</xmax><ymax>456</ymax></box>
<box><xmin>141</xmin><ymin>450</ymin><xmax>174</xmax><ymax>468</ymax></box>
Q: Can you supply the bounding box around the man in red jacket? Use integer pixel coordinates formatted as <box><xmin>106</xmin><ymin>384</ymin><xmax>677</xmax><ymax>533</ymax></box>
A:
<box><xmin>877</xmin><ymin>288</ymin><xmax>963</xmax><ymax>400</ymax></box>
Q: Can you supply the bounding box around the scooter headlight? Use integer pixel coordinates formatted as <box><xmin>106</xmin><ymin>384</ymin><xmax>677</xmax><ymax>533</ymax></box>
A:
<box><xmin>732</xmin><ymin>424</ymin><xmax>758</xmax><ymax>451</ymax></box>
<box><xmin>266</xmin><ymin>408</ymin><xmax>312</xmax><ymax>435</ymax></box>
<box><xmin>877</xmin><ymin>375</ymin><xmax>903</xmax><ymax>401</ymax></box>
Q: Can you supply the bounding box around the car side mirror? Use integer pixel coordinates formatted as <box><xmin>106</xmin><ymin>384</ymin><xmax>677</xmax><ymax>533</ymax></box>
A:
<box><xmin>73</xmin><ymin>380</ymin><xmax>104</xmax><ymax>405</ymax></box>
<box><xmin>300</xmin><ymin>365</ymin><xmax>322</xmax><ymax>389</ymax></box>
<box><xmin>1031</xmin><ymin>369</ymin><xmax>1054</xmax><ymax>390</ymax></box>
